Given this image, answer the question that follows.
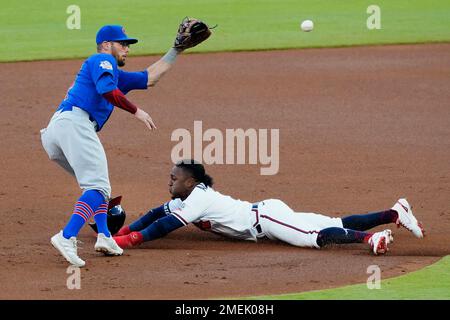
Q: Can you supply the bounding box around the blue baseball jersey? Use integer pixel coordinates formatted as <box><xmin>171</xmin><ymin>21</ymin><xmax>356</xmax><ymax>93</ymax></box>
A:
<box><xmin>57</xmin><ymin>53</ymin><xmax>148</xmax><ymax>131</ymax></box>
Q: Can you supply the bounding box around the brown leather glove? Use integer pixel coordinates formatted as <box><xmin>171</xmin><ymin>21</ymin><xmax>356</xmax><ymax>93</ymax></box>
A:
<box><xmin>173</xmin><ymin>17</ymin><xmax>215</xmax><ymax>50</ymax></box>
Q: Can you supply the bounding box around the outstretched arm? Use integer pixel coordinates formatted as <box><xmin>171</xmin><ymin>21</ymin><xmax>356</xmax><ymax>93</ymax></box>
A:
<box><xmin>113</xmin><ymin>214</ymin><xmax>184</xmax><ymax>248</ymax></box>
<box><xmin>97</xmin><ymin>73</ymin><xmax>156</xmax><ymax>131</ymax></box>
<box><xmin>115</xmin><ymin>203</ymin><xmax>168</xmax><ymax>236</ymax></box>
<box><xmin>140</xmin><ymin>214</ymin><xmax>184</xmax><ymax>241</ymax></box>
<box><xmin>146</xmin><ymin>48</ymin><xmax>182</xmax><ymax>87</ymax></box>
<box><xmin>130</xmin><ymin>204</ymin><xmax>168</xmax><ymax>231</ymax></box>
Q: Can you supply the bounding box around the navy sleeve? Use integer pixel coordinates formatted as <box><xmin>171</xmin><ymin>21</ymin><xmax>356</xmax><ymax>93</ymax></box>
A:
<box><xmin>117</xmin><ymin>70</ymin><xmax>148</xmax><ymax>95</ymax></box>
<box><xmin>140</xmin><ymin>214</ymin><xmax>184</xmax><ymax>241</ymax></box>
<box><xmin>129</xmin><ymin>204</ymin><xmax>167</xmax><ymax>231</ymax></box>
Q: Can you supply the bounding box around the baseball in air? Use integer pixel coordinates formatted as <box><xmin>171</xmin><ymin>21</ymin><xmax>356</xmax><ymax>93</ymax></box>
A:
<box><xmin>301</xmin><ymin>20</ymin><xmax>314</xmax><ymax>32</ymax></box>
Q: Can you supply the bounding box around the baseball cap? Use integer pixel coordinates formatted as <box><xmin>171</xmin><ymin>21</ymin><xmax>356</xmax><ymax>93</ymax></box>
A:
<box><xmin>96</xmin><ymin>25</ymin><xmax>138</xmax><ymax>45</ymax></box>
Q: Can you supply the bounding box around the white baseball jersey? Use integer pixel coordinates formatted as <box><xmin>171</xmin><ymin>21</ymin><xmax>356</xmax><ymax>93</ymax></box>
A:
<box><xmin>164</xmin><ymin>184</ymin><xmax>344</xmax><ymax>248</ymax></box>
<box><xmin>166</xmin><ymin>183</ymin><xmax>258</xmax><ymax>241</ymax></box>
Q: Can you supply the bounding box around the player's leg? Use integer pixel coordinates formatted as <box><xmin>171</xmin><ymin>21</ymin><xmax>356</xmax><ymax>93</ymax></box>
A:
<box><xmin>116</xmin><ymin>205</ymin><xmax>168</xmax><ymax>236</ymax></box>
<box><xmin>294</xmin><ymin>207</ymin><xmax>396</xmax><ymax>232</ymax></box>
<box><xmin>43</xmin><ymin>115</ymin><xmax>90</xmax><ymax>266</ymax></box>
<box><xmin>290</xmin><ymin>210</ymin><xmax>389</xmax><ymax>249</ymax></box>
<box><xmin>63</xmin><ymin>190</ymin><xmax>105</xmax><ymax>238</ymax></box>
<box><xmin>295</xmin><ymin>206</ymin><xmax>395</xmax><ymax>254</ymax></box>
<box><xmin>56</xmin><ymin>112</ymin><xmax>122</xmax><ymax>256</ymax></box>
<box><xmin>291</xmin><ymin>211</ymin><xmax>344</xmax><ymax>230</ymax></box>
<box><xmin>71</xmin><ymin>119</ymin><xmax>123</xmax><ymax>255</ymax></box>
<box><xmin>341</xmin><ymin>210</ymin><xmax>397</xmax><ymax>231</ymax></box>
<box><xmin>59</xmin><ymin>115</ymin><xmax>111</xmax><ymax>223</ymax></box>
<box><xmin>52</xmin><ymin>115</ymin><xmax>109</xmax><ymax>230</ymax></box>
<box><xmin>316</xmin><ymin>227</ymin><xmax>370</xmax><ymax>246</ymax></box>
<box><xmin>316</xmin><ymin>227</ymin><xmax>393</xmax><ymax>255</ymax></box>
<box><xmin>258</xmin><ymin>200</ymin><xmax>392</xmax><ymax>255</ymax></box>
<box><xmin>257</xmin><ymin>199</ymin><xmax>325</xmax><ymax>248</ymax></box>
<box><xmin>41</xmin><ymin>113</ymin><xmax>92</xmax><ymax>267</ymax></box>
<box><xmin>41</xmin><ymin>122</ymin><xmax>76</xmax><ymax>176</ymax></box>
<box><xmin>341</xmin><ymin>199</ymin><xmax>424</xmax><ymax>238</ymax></box>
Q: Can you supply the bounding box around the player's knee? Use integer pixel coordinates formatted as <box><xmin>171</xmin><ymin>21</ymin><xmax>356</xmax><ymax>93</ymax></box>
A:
<box><xmin>316</xmin><ymin>231</ymin><xmax>326</xmax><ymax>248</ymax></box>
<box><xmin>316</xmin><ymin>228</ymin><xmax>337</xmax><ymax>247</ymax></box>
<box><xmin>100</xmin><ymin>187</ymin><xmax>111</xmax><ymax>201</ymax></box>
<box><xmin>316</xmin><ymin>227</ymin><xmax>347</xmax><ymax>248</ymax></box>
<box><xmin>85</xmin><ymin>187</ymin><xmax>110</xmax><ymax>201</ymax></box>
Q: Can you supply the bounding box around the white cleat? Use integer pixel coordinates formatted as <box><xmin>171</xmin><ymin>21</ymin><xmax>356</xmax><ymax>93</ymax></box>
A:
<box><xmin>51</xmin><ymin>230</ymin><xmax>85</xmax><ymax>267</ymax></box>
<box><xmin>95</xmin><ymin>233</ymin><xmax>124</xmax><ymax>256</ymax></box>
<box><xmin>369</xmin><ymin>229</ymin><xmax>393</xmax><ymax>255</ymax></box>
<box><xmin>392</xmin><ymin>198</ymin><xmax>425</xmax><ymax>238</ymax></box>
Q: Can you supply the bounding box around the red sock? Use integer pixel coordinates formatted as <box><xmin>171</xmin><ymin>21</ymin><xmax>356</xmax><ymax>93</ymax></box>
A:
<box><xmin>129</xmin><ymin>232</ymin><xmax>144</xmax><ymax>246</ymax></box>
<box><xmin>363</xmin><ymin>233</ymin><xmax>374</xmax><ymax>243</ymax></box>
<box><xmin>113</xmin><ymin>232</ymin><xmax>144</xmax><ymax>248</ymax></box>
<box><xmin>115</xmin><ymin>225</ymin><xmax>131</xmax><ymax>237</ymax></box>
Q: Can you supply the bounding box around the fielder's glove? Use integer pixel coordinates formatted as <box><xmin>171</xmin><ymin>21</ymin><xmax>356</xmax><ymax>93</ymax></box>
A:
<box><xmin>173</xmin><ymin>17</ymin><xmax>216</xmax><ymax>50</ymax></box>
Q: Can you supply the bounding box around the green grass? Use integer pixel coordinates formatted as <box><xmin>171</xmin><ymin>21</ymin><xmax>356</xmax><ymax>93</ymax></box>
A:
<box><xmin>245</xmin><ymin>256</ymin><xmax>450</xmax><ymax>300</ymax></box>
<box><xmin>1</xmin><ymin>0</ymin><xmax>449</xmax><ymax>62</ymax></box>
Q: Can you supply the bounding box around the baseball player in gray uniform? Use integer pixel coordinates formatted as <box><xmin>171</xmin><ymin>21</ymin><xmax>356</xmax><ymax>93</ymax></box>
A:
<box><xmin>113</xmin><ymin>160</ymin><xmax>425</xmax><ymax>255</ymax></box>
<box><xmin>41</xmin><ymin>20</ymin><xmax>213</xmax><ymax>267</ymax></box>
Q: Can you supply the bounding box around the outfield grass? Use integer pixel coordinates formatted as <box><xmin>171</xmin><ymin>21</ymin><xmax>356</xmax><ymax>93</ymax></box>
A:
<box><xmin>245</xmin><ymin>256</ymin><xmax>450</xmax><ymax>300</ymax></box>
<box><xmin>1</xmin><ymin>0</ymin><xmax>449</xmax><ymax>62</ymax></box>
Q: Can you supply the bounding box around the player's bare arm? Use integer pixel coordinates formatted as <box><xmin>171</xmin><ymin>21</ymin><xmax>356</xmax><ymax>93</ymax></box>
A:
<box><xmin>134</xmin><ymin>108</ymin><xmax>157</xmax><ymax>130</ymax></box>
<box><xmin>146</xmin><ymin>48</ymin><xmax>181</xmax><ymax>87</ymax></box>
<box><xmin>102</xmin><ymin>88</ymin><xmax>156</xmax><ymax>130</ymax></box>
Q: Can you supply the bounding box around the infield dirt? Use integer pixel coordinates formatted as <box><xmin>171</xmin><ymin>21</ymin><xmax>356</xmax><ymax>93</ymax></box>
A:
<box><xmin>0</xmin><ymin>43</ymin><xmax>449</xmax><ymax>299</ymax></box>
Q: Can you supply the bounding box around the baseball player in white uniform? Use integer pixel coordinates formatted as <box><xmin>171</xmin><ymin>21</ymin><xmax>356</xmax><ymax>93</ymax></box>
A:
<box><xmin>113</xmin><ymin>160</ymin><xmax>425</xmax><ymax>255</ymax></box>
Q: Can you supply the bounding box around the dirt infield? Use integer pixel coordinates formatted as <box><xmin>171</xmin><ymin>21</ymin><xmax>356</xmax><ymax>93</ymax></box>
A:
<box><xmin>0</xmin><ymin>44</ymin><xmax>449</xmax><ymax>299</ymax></box>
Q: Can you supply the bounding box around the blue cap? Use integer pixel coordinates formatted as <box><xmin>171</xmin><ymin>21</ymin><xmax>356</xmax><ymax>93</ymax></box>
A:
<box><xmin>96</xmin><ymin>25</ymin><xmax>138</xmax><ymax>45</ymax></box>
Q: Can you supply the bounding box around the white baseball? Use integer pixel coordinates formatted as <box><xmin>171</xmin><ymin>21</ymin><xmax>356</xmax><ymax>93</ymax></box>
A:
<box><xmin>301</xmin><ymin>20</ymin><xmax>314</xmax><ymax>32</ymax></box>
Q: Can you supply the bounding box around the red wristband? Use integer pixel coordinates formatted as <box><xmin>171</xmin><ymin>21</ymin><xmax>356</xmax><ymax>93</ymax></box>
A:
<box><xmin>103</xmin><ymin>89</ymin><xmax>138</xmax><ymax>114</ymax></box>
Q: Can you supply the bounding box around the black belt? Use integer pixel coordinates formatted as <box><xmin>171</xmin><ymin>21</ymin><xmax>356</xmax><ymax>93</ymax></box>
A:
<box><xmin>251</xmin><ymin>202</ymin><xmax>263</xmax><ymax>234</ymax></box>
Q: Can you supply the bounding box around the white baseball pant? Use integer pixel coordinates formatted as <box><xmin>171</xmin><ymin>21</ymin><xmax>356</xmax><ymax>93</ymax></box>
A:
<box><xmin>40</xmin><ymin>107</ymin><xmax>111</xmax><ymax>200</ymax></box>
<box><xmin>257</xmin><ymin>199</ymin><xmax>343</xmax><ymax>248</ymax></box>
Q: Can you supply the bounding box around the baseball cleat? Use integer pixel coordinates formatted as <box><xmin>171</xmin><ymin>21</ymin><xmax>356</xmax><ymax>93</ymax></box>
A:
<box><xmin>51</xmin><ymin>230</ymin><xmax>85</xmax><ymax>267</ymax></box>
<box><xmin>113</xmin><ymin>231</ymin><xmax>144</xmax><ymax>249</ymax></box>
<box><xmin>392</xmin><ymin>198</ymin><xmax>425</xmax><ymax>238</ymax></box>
<box><xmin>95</xmin><ymin>233</ymin><xmax>124</xmax><ymax>256</ymax></box>
<box><xmin>369</xmin><ymin>229</ymin><xmax>393</xmax><ymax>255</ymax></box>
